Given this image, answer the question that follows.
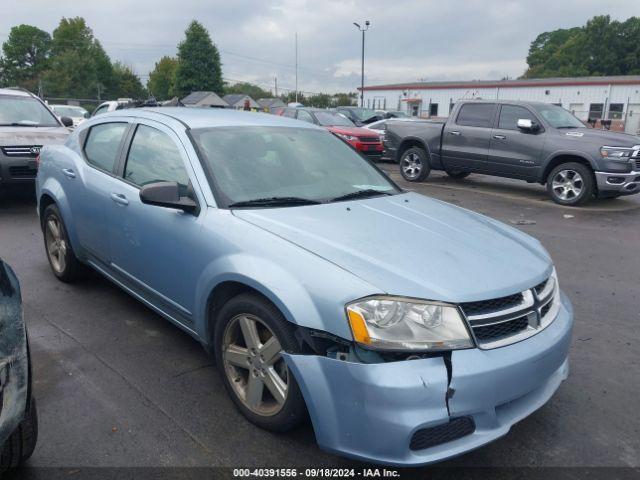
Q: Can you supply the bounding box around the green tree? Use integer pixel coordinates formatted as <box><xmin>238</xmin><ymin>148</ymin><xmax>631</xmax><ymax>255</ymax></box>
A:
<box><xmin>112</xmin><ymin>62</ymin><xmax>146</xmax><ymax>99</ymax></box>
<box><xmin>173</xmin><ymin>21</ymin><xmax>223</xmax><ymax>97</ymax></box>
<box><xmin>523</xmin><ymin>15</ymin><xmax>640</xmax><ymax>78</ymax></box>
<box><xmin>147</xmin><ymin>56</ymin><xmax>178</xmax><ymax>100</ymax></box>
<box><xmin>0</xmin><ymin>24</ymin><xmax>51</xmax><ymax>90</ymax></box>
<box><xmin>223</xmin><ymin>81</ymin><xmax>271</xmax><ymax>99</ymax></box>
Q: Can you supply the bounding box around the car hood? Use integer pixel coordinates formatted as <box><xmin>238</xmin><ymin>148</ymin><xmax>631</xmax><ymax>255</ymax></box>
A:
<box><xmin>0</xmin><ymin>126</ymin><xmax>69</xmax><ymax>145</ymax></box>
<box><xmin>233</xmin><ymin>192</ymin><xmax>552</xmax><ymax>302</ymax></box>
<box><xmin>326</xmin><ymin>125</ymin><xmax>380</xmax><ymax>137</ymax></box>
<box><xmin>557</xmin><ymin>128</ymin><xmax>640</xmax><ymax>147</ymax></box>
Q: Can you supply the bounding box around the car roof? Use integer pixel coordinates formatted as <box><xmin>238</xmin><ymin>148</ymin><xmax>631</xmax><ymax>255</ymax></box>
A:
<box><xmin>457</xmin><ymin>99</ymin><xmax>552</xmax><ymax>107</ymax></box>
<box><xmin>102</xmin><ymin>107</ymin><xmax>321</xmax><ymax>130</ymax></box>
<box><xmin>0</xmin><ymin>88</ymin><xmax>34</xmax><ymax>97</ymax></box>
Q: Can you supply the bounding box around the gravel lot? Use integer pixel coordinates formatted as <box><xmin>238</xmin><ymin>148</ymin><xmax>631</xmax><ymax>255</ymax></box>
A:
<box><xmin>0</xmin><ymin>167</ymin><xmax>638</xmax><ymax>474</ymax></box>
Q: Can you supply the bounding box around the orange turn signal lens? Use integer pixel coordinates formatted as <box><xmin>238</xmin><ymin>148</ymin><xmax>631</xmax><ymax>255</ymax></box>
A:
<box><xmin>347</xmin><ymin>309</ymin><xmax>371</xmax><ymax>345</ymax></box>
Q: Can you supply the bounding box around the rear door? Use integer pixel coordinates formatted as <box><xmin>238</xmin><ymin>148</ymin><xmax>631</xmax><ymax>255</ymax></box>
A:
<box><xmin>70</xmin><ymin>119</ymin><xmax>132</xmax><ymax>262</ymax></box>
<box><xmin>441</xmin><ymin>103</ymin><xmax>497</xmax><ymax>171</ymax></box>
<box><xmin>487</xmin><ymin>104</ymin><xmax>545</xmax><ymax>178</ymax></box>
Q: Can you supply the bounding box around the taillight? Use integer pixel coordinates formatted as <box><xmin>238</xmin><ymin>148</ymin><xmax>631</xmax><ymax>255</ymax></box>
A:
<box><xmin>35</xmin><ymin>154</ymin><xmax>40</xmax><ymax>169</ymax></box>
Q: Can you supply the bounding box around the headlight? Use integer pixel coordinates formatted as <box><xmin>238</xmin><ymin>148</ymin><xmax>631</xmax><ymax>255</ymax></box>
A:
<box><xmin>600</xmin><ymin>146</ymin><xmax>634</xmax><ymax>159</ymax></box>
<box><xmin>335</xmin><ymin>133</ymin><xmax>356</xmax><ymax>141</ymax></box>
<box><xmin>346</xmin><ymin>296</ymin><xmax>473</xmax><ymax>351</ymax></box>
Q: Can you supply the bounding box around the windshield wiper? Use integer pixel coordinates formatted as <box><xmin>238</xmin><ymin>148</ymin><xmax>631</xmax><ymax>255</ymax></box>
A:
<box><xmin>0</xmin><ymin>122</ymin><xmax>42</xmax><ymax>127</ymax></box>
<box><xmin>228</xmin><ymin>196</ymin><xmax>322</xmax><ymax>208</ymax></box>
<box><xmin>556</xmin><ymin>125</ymin><xmax>583</xmax><ymax>129</ymax></box>
<box><xmin>330</xmin><ymin>189</ymin><xmax>393</xmax><ymax>202</ymax></box>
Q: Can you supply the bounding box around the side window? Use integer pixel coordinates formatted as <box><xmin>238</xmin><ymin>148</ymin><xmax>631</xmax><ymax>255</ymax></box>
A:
<box><xmin>84</xmin><ymin>122</ymin><xmax>128</xmax><ymax>172</ymax></box>
<box><xmin>124</xmin><ymin>125</ymin><xmax>189</xmax><ymax>189</ymax></box>
<box><xmin>92</xmin><ymin>105</ymin><xmax>108</xmax><ymax>116</ymax></box>
<box><xmin>296</xmin><ymin>110</ymin><xmax>315</xmax><ymax>124</ymax></box>
<box><xmin>282</xmin><ymin>109</ymin><xmax>296</xmax><ymax>118</ymax></box>
<box><xmin>456</xmin><ymin>103</ymin><xmax>496</xmax><ymax>128</ymax></box>
<box><xmin>498</xmin><ymin>105</ymin><xmax>537</xmax><ymax>130</ymax></box>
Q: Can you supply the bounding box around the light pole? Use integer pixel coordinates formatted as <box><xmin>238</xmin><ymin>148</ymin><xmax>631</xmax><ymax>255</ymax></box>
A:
<box><xmin>353</xmin><ymin>21</ymin><xmax>370</xmax><ymax>108</ymax></box>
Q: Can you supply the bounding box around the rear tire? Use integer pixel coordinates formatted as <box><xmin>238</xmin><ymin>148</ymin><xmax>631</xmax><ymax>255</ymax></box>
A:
<box><xmin>42</xmin><ymin>204</ymin><xmax>83</xmax><ymax>282</ymax></box>
<box><xmin>445</xmin><ymin>169</ymin><xmax>471</xmax><ymax>179</ymax></box>
<box><xmin>0</xmin><ymin>397</ymin><xmax>38</xmax><ymax>473</ymax></box>
<box><xmin>546</xmin><ymin>162</ymin><xmax>595</xmax><ymax>206</ymax></box>
<box><xmin>399</xmin><ymin>147</ymin><xmax>430</xmax><ymax>182</ymax></box>
<box><xmin>214</xmin><ymin>293</ymin><xmax>307</xmax><ymax>432</ymax></box>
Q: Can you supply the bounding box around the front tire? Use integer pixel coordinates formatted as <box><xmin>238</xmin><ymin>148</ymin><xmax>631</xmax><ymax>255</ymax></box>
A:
<box><xmin>42</xmin><ymin>204</ymin><xmax>83</xmax><ymax>282</ymax></box>
<box><xmin>214</xmin><ymin>293</ymin><xmax>307</xmax><ymax>432</ymax></box>
<box><xmin>399</xmin><ymin>147</ymin><xmax>431</xmax><ymax>182</ymax></box>
<box><xmin>0</xmin><ymin>397</ymin><xmax>38</xmax><ymax>473</ymax></box>
<box><xmin>546</xmin><ymin>162</ymin><xmax>595</xmax><ymax>206</ymax></box>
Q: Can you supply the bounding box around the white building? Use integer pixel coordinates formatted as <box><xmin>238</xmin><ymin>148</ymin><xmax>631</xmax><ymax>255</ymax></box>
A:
<box><xmin>361</xmin><ymin>75</ymin><xmax>640</xmax><ymax>134</ymax></box>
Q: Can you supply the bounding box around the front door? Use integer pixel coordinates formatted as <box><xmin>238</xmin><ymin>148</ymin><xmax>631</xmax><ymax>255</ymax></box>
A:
<box><xmin>487</xmin><ymin>104</ymin><xmax>545</xmax><ymax>179</ymax></box>
<box><xmin>106</xmin><ymin>120</ymin><xmax>204</xmax><ymax>328</ymax></box>
<box><xmin>441</xmin><ymin>102</ymin><xmax>496</xmax><ymax>171</ymax></box>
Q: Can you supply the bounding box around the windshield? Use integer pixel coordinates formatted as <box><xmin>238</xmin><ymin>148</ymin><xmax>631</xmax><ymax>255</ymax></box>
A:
<box><xmin>0</xmin><ymin>95</ymin><xmax>60</xmax><ymax>127</ymax></box>
<box><xmin>314</xmin><ymin>111</ymin><xmax>354</xmax><ymax>127</ymax></box>
<box><xmin>191</xmin><ymin>127</ymin><xmax>399</xmax><ymax>207</ymax></box>
<box><xmin>51</xmin><ymin>105</ymin><xmax>87</xmax><ymax>117</ymax></box>
<box><xmin>532</xmin><ymin>104</ymin><xmax>585</xmax><ymax>129</ymax></box>
<box><xmin>348</xmin><ymin>108</ymin><xmax>379</xmax><ymax>121</ymax></box>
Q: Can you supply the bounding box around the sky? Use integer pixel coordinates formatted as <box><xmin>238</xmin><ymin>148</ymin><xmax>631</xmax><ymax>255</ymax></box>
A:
<box><xmin>1</xmin><ymin>0</ymin><xmax>638</xmax><ymax>95</ymax></box>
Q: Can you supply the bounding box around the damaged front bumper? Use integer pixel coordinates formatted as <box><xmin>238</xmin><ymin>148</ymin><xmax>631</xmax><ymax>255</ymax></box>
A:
<box><xmin>284</xmin><ymin>292</ymin><xmax>573</xmax><ymax>466</ymax></box>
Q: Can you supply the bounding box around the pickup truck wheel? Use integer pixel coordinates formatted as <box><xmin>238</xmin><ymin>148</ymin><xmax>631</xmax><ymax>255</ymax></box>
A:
<box><xmin>42</xmin><ymin>204</ymin><xmax>83</xmax><ymax>282</ymax></box>
<box><xmin>0</xmin><ymin>397</ymin><xmax>38</xmax><ymax>473</ymax></box>
<box><xmin>400</xmin><ymin>147</ymin><xmax>430</xmax><ymax>182</ymax></box>
<box><xmin>445</xmin><ymin>169</ymin><xmax>471</xmax><ymax>179</ymax></box>
<box><xmin>214</xmin><ymin>293</ymin><xmax>307</xmax><ymax>432</ymax></box>
<box><xmin>546</xmin><ymin>163</ymin><xmax>595</xmax><ymax>206</ymax></box>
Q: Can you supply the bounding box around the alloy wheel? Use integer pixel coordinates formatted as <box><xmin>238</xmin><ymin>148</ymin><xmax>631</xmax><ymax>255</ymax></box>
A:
<box><xmin>222</xmin><ymin>314</ymin><xmax>288</xmax><ymax>416</ymax></box>
<box><xmin>551</xmin><ymin>169</ymin><xmax>584</xmax><ymax>201</ymax></box>
<box><xmin>401</xmin><ymin>152</ymin><xmax>422</xmax><ymax>179</ymax></box>
<box><xmin>45</xmin><ymin>215</ymin><xmax>67</xmax><ymax>274</ymax></box>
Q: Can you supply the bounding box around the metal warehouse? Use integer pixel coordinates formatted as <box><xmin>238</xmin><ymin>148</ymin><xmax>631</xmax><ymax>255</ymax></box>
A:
<box><xmin>361</xmin><ymin>75</ymin><xmax>640</xmax><ymax>134</ymax></box>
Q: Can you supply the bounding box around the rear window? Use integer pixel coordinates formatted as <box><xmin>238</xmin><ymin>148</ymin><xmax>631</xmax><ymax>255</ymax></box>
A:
<box><xmin>456</xmin><ymin>103</ymin><xmax>496</xmax><ymax>128</ymax></box>
<box><xmin>84</xmin><ymin>122</ymin><xmax>128</xmax><ymax>172</ymax></box>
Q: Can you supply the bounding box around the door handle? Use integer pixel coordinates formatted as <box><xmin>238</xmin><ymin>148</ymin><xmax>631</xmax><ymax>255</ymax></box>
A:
<box><xmin>110</xmin><ymin>193</ymin><xmax>129</xmax><ymax>206</ymax></box>
<box><xmin>449</xmin><ymin>130</ymin><xmax>461</xmax><ymax>136</ymax></box>
<box><xmin>62</xmin><ymin>168</ymin><xmax>76</xmax><ymax>178</ymax></box>
<box><xmin>493</xmin><ymin>134</ymin><xmax>507</xmax><ymax>140</ymax></box>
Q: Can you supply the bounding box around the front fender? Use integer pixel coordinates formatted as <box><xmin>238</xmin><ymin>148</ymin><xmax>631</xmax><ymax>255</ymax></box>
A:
<box><xmin>539</xmin><ymin>150</ymin><xmax>597</xmax><ymax>182</ymax></box>
<box><xmin>194</xmin><ymin>251</ymin><xmax>377</xmax><ymax>344</ymax></box>
<box><xmin>37</xmin><ymin>177</ymin><xmax>81</xmax><ymax>256</ymax></box>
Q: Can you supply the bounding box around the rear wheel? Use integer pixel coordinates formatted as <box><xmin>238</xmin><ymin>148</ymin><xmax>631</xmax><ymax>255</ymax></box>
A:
<box><xmin>445</xmin><ymin>169</ymin><xmax>471</xmax><ymax>179</ymax></box>
<box><xmin>42</xmin><ymin>204</ymin><xmax>83</xmax><ymax>282</ymax></box>
<box><xmin>399</xmin><ymin>147</ymin><xmax>430</xmax><ymax>182</ymax></box>
<box><xmin>214</xmin><ymin>293</ymin><xmax>307</xmax><ymax>432</ymax></box>
<box><xmin>546</xmin><ymin>162</ymin><xmax>595</xmax><ymax>206</ymax></box>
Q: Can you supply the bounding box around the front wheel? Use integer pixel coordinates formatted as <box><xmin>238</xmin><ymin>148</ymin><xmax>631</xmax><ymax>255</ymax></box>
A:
<box><xmin>546</xmin><ymin>162</ymin><xmax>595</xmax><ymax>206</ymax></box>
<box><xmin>0</xmin><ymin>397</ymin><xmax>38</xmax><ymax>473</ymax></box>
<box><xmin>399</xmin><ymin>147</ymin><xmax>431</xmax><ymax>182</ymax></box>
<box><xmin>214</xmin><ymin>293</ymin><xmax>307</xmax><ymax>432</ymax></box>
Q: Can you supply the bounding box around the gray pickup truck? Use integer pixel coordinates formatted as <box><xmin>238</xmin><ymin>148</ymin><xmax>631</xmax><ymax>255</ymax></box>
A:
<box><xmin>385</xmin><ymin>100</ymin><xmax>640</xmax><ymax>205</ymax></box>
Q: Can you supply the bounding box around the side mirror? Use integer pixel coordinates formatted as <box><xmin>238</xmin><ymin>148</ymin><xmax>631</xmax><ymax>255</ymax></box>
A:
<box><xmin>139</xmin><ymin>181</ymin><xmax>198</xmax><ymax>214</ymax></box>
<box><xmin>60</xmin><ymin>116</ymin><xmax>74</xmax><ymax>127</ymax></box>
<box><xmin>84</xmin><ymin>112</ymin><xmax>91</xmax><ymax>119</ymax></box>
<box><xmin>517</xmin><ymin>118</ymin><xmax>540</xmax><ymax>132</ymax></box>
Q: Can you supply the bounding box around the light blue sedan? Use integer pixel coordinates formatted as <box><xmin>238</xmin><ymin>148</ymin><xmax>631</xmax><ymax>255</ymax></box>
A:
<box><xmin>35</xmin><ymin>107</ymin><xmax>573</xmax><ymax>466</ymax></box>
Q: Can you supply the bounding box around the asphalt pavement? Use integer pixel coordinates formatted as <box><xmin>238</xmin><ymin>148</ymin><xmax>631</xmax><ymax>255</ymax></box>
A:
<box><xmin>0</xmin><ymin>168</ymin><xmax>638</xmax><ymax>474</ymax></box>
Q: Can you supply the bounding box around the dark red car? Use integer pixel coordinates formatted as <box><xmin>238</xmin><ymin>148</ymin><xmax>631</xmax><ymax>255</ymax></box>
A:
<box><xmin>275</xmin><ymin>107</ymin><xmax>384</xmax><ymax>158</ymax></box>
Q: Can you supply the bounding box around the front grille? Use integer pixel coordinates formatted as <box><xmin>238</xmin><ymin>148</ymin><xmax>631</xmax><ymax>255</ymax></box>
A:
<box><xmin>410</xmin><ymin>417</ymin><xmax>475</xmax><ymax>451</ymax></box>
<box><xmin>540</xmin><ymin>302</ymin><xmax>552</xmax><ymax>318</ymax></box>
<box><xmin>358</xmin><ymin>136</ymin><xmax>380</xmax><ymax>143</ymax></box>
<box><xmin>635</xmin><ymin>159</ymin><xmax>640</xmax><ymax>170</ymax></box>
<box><xmin>9</xmin><ymin>166</ymin><xmax>37</xmax><ymax>178</ymax></box>
<box><xmin>534</xmin><ymin>279</ymin><xmax>548</xmax><ymax>296</ymax></box>
<box><xmin>460</xmin><ymin>292</ymin><xmax>523</xmax><ymax>316</ymax></box>
<box><xmin>473</xmin><ymin>315</ymin><xmax>529</xmax><ymax>341</ymax></box>
<box><xmin>1</xmin><ymin>146</ymin><xmax>41</xmax><ymax>158</ymax></box>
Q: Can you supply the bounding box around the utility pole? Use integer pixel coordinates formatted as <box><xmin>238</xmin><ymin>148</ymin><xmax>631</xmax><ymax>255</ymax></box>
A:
<box><xmin>353</xmin><ymin>21</ymin><xmax>370</xmax><ymax>108</ymax></box>
<box><xmin>294</xmin><ymin>32</ymin><xmax>298</xmax><ymax>103</ymax></box>
<box><xmin>274</xmin><ymin>76</ymin><xmax>278</xmax><ymax>97</ymax></box>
